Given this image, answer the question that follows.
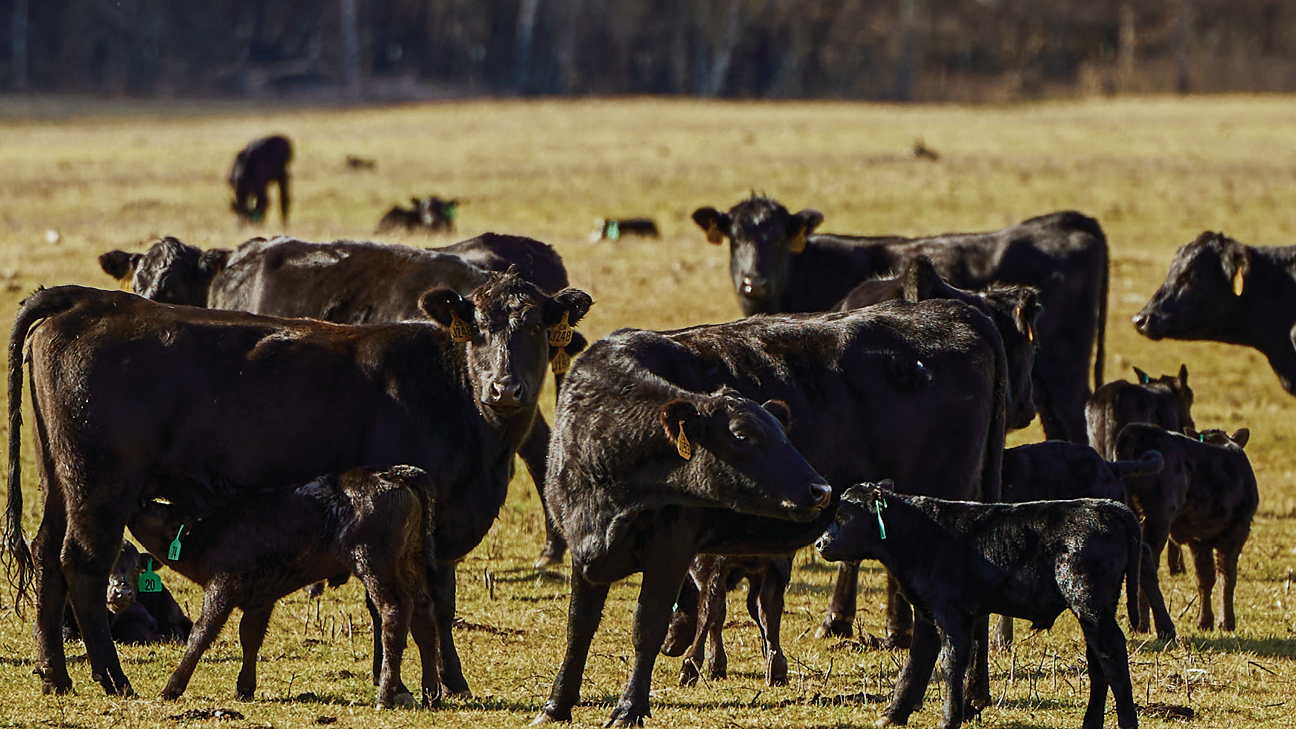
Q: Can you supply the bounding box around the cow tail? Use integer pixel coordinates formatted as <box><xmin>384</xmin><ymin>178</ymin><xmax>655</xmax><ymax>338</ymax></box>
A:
<box><xmin>1125</xmin><ymin>514</ymin><xmax>1142</xmax><ymax>631</ymax></box>
<box><xmin>1093</xmin><ymin>229</ymin><xmax>1109</xmax><ymax>390</ymax></box>
<box><xmin>1109</xmin><ymin>450</ymin><xmax>1164</xmax><ymax>481</ymax></box>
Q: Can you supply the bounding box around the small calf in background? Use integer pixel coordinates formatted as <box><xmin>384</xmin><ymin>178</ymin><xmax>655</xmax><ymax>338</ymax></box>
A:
<box><xmin>128</xmin><ymin>465</ymin><xmax>441</xmax><ymax>708</ymax></box>
<box><xmin>378</xmin><ymin>196</ymin><xmax>459</xmax><ymax>234</ymax></box>
<box><xmin>817</xmin><ymin>482</ymin><xmax>1141</xmax><ymax>729</ymax></box>
<box><xmin>230</xmin><ymin>135</ymin><xmax>292</xmax><ymax>225</ymax></box>
<box><xmin>589</xmin><ymin>217</ymin><xmax>660</xmax><ymax>242</ymax></box>
<box><xmin>62</xmin><ymin>541</ymin><xmax>192</xmax><ymax>645</ymax></box>
<box><xmin>660</xmin><ymin>555</ymin><xmax>791</xmax><ymax>687</ymax></box>
<box><xmin>346</xmin><ymin>155</ymin><xmax>376</xmax><ymax>170</ymax></box>
<box><xmin>1117</xmin><ymin>424</ymin><xmax>1258</xmax><ymax>634</ymax></box>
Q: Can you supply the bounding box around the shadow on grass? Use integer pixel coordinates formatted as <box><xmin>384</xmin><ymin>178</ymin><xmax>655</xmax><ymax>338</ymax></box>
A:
<box><xmin>1182</xmin><ymin>634</ymin><xmax>1296</xmax><ymax>659</ymax></box>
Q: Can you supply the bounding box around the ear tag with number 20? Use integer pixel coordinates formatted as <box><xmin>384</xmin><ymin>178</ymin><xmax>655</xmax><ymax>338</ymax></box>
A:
<box><xmin>139</xmin><ymin>559</ymin><xmax>162</xmax><ymax>594</ymax></box>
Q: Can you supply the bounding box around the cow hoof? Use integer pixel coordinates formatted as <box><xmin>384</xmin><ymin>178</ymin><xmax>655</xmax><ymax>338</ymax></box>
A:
<box><xmin>1159</xmin><ymin>628</ymin><xmax>1179</xmax><ymax>642</ymax></box>
<box><xmin>604</xmin><ymin>701</ymin><xmax>648</xmax><ymax>727</ymax></box>
<box><xmin>882</xmin><ymin>633</ymin><xmax>912</xmax><ymax>650</ymax></box>
<box><xmin>534</xmin><ymin>554</ymin><xmax>563</xmax><ymax>571</ymax></box>
<box><xmin>384</xmin><ymin>690</ymin><xmax>416</xmax><ymax>709</ymax></box>
<box><xmin>815</xmin><ymin>616</ymin><xmax>853</xmax><ymax>640</ymax></box>
<box><xmin>767</xmin><ymin>653</ymin><xmax>788</xmax><ymax>686</ymax></box>
<box><xmin>679</xmin><ymin>660</ymin><xmax>700</xmax><ymax>687</ymax></box>
<box><xmin>875</xmin><ymin>718</ymin><xmax>897</xmax><ymax>728</ymax></box>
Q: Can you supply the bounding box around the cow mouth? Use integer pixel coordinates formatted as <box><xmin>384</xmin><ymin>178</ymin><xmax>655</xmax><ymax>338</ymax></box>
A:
<box><xmin>485</xmin><ymin>401</ymin><xmax>525</xmax><ymax>416</ymax></box>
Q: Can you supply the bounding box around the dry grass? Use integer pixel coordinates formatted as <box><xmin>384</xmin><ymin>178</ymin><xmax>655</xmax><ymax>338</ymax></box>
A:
<box><xmin>3</xmin><ymin>95</ymin><xmax>1296</xmax><ymax>727</ymax></box>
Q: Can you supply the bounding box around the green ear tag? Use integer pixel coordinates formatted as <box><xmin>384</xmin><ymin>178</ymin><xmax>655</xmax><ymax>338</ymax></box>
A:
<box><xmin>607</xmin><ymin>221</ymin><xmax>620</xmax><ymax>241</ymax></box>
<box><xmin>876</xmin><ymin>498</ymin><xmax>888</xmax><ymax>541</ymax></box>
<box><xmin>139</xmin><ymin>559</ymin><xmax>162</xmax><ymax>594</ymax></box>
<box><xmin>168</xmin><ymin>525</ymin><xmax>185</xmax><ymax>561</ymax></box>
<box><xmin>444</xmin><ymin>203</ymin><xmax>457</xmax><ymax>221</ymax></box>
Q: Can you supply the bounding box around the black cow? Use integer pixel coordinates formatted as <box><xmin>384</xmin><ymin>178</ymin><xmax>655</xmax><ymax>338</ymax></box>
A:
<box><xmin>229</xmin><ymin>135</ymin><xmax>292</xmax><ymax>225</ymax></box>
<box><xmin>3</xmin><ymin>275</ymin><xmax>590</xmax><ymax>697</ymax></box>
<box><xmin>61</xmin><ymin>541</ymin><xmax>192</xmax><ymax>645</ymax></box>
<box><xmin>1135</xmin><ymin>231</ymin><xmax>1296</xmax><ymax>395</ymax></box>
<box><xmin>589</xmin><ymin>218</ymin><xmax>661</xmax><ymax>242</ymax></box>
<box><xmin>834</xmin><ymin>255</ymin><xmax>1042</xmax><ymax>430</ymax></box>
<box><xmin>378</xmin><ymin>197</ymin><xmax>459</xmax><ymax>234</ymax></box>
<box><xmin>97</xmin><ymin>233</ymin><xmax>582</xmax><ymax>569</ymax></box>
<box><xmin>1116</xmin><ymin>424</ymin><xmax>1258</xmax><ymax>634</ymax></box>
<box><xmin>536</xmin><ymin>298</ymin><xmax>1006</xmax><ymax>726</ymax></box>
<box><xmin>816</xmin><ymin>483</ymin><xmax>1141</xmax><ymax>729</ymax></box>
<box><xmin>692</xmin><ymin>195</ymin><xmax>1108</xmax><ymax>444</ymax></box>
<box><xmin>128</xmin><ymin>466</ymin><xmax>440</xmax><ymax>708</ymax></box>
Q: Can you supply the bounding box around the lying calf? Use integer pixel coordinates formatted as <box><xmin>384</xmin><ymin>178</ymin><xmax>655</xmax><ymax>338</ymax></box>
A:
<box><xmin>816</xmin><ymin>482</ymin><xmax>1140</xmax><ymax>729</ymax></box>
<box><xmin>1116</xmin><ymin>424</ymin><xmax>1258</xmax><ymax>633</ymax></box>
<box><xmin>128</xmin><ymin>465</ymin><xmax>439</xmax><ymax>708</ymax></box>
<box><xmin>62</xmin><ymin>541</ymin><xmax>191</xmax><ymax>645</ymax></box>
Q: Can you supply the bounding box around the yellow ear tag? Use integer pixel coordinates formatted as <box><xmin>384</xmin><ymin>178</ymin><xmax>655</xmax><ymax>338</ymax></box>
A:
<box><xmin>1232</xmin><ymin>269</ymin><xmax>1245</xmax><ymax>296</ymax></box>
<box><xmin>449</xmin><ymin>311</ymin><xmax>473</xmax><ymax>343</ymax></box>
<box><xmin>550</xmin><ymin>349</ymin><xmax>572</xmax><ymax>376</ymax></box>
<box><xmin>548</xmin><ymin>311</ymin><xmax>573</xmax><ymax>348</ymax></box>
<box><xmin>676</xmin><ymin>421</ymin><xmax>692</xmax><ymax>460</ymax></box>
<box><xmin>788</xmin><ymin>226</ymin><xmax>807</xmax><ymax>254</ymax></box>
<box><xmin>706</xmin><ymin>223</ymin><xmax>724</xmax><ymax>244</ymax></box>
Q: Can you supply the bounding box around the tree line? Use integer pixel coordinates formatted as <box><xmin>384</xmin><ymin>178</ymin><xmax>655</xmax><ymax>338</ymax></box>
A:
<box><xmin>6</xmin><ymin>0</ymin><xmax>1296</xmax><ymax>100</ymax></box>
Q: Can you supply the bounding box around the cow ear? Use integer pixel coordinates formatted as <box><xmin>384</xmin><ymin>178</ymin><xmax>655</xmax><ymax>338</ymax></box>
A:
<box><xmin>786</xmin><ymin>209</ymin><xmax>823</xmax><ymax>254</ymax></box>
<box><xmin>660</xmin><ymin>399</ymin><xmax>702</xmax><ymax>460</ymax></box>
<box><xmin>419</xmin><ymin>289</ymin><xmax>478</xmax><ymax>340</ymax></box>
<box><xmin>1133</xmin><ymin>367</ymin><xmax>1150</xmax><ymax>385</ymax></box>
<box><xmin>1177</xmin><ymin>364</ymin><xmax>1189</xmax><ymax>387</ymax></box>
<box><xmin>761</xmin><ymin>399</ymin><xmax>792</xmax><ymax>433</ymax></box>
<box><xmin>875</xmin><ymin>479</ymin><xmax>895</xmax><ymax>493</ymax></box>
<box><xmin>198</xmin><ymin>249</ymin><xmax>231</xmax><ymax>280</ymax></box>
<box><xmin>1223</xmin><ymin>238</ymin><xmax>1251</xmax><ymax>297</ymax></box>
<box><xmin>1184</xmin><ymin>427</ymin><xmax>1200</xmax><ymax>440</ymax></box>
<box><xmin>1014</xmin><ymin>289</ymin><xmax>1042</xmax><ymax>342</ymax></box>
<box><xmin>901</xmin><ymin>256</ymin><xmax>941</xmax><ymax>301</ymax></box>
<box><xmin>692</xmin><ymin>207</ymin><xmax>730</xmax><ymax>244</ymax></box>
<box><xmin>544</xmin><ymin>288</ymin><xmax>594</xmax><ymax>328</ymax></box>
<box><xmin>99</xmin><ymin>250</ymin><xmax>142</xmax><ymax>281</ymax></box>
<box><xmin>1231</xmin><ymin>428</ymin><xmax>1250</xmax><ymax>448</ymax></box>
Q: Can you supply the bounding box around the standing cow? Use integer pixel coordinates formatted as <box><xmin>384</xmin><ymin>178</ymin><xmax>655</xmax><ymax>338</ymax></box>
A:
<box><xmin>229</xmin><ymin>135</ymin><xmax>292</xmax><ymax>225</ymax></box>
<box><xmin>3</xmin><ymin>275</ymin><xmax>590</xmax><ymax>697</ymax></box>
<box><xmin>692</xmin><ymin>195</ymin><xmax>1108</xmax><ymax>444</ymax></box>
<box><xmin>1135</xmin><ymin>231</ymin><xmax>1296</xmax><ymax>395</ymax></box>
<box><xmin>536</xmin><ymin>298</ymin><xmax>1006</xmax><ymax>726</ymax></box>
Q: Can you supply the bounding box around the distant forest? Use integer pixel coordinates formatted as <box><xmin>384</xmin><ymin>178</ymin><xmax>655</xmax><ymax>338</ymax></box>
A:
<box><xmin>6</xmin><ymin>0</ymin><xmax>1296</xmax><ymax>101</ymax></box>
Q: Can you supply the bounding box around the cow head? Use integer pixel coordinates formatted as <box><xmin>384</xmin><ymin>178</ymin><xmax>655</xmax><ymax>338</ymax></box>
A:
<box><xmin>980</xmin><ymin>285</ymin><xmax>1042</xmax><ymax>430</ymax></box>
<box><xmin>1134</xmin><ymin>231</ymin><xmax>1251</xmax><ymax>343</ymax></box>
<box><xmin>106</xmin><ymin>542</ymin><xmax>145</xmax><ymax>615</ymax></box>
<box><xmin>1131</xmin><ymin>364</ymin><xmax>1195</xmax><ymax>432</ymax></box>
<box><xmin>420</xmin><ymin>272</ymin><xmax>592</xmax><ymax>418</ymax></box>
<box><xmin>815</xmin><ymin>480</ymin><xmax>896</xmax><ymax>561</ymax></box>
<box><xmin>99</xmin><ymin>237</ymin><xmax>230</xmax><ymax>307</ymax></box>
<box><xmin>1185</xmin><ymin>427</ymin><xmax>1249</xmax><ymax>449</ymax></box>
<box><xmin>421</xmin><ymin>197</ymin><xmax>459</xmax><ymax>231</ymax></box>
<box><xmin>129</xmin><ymin>500</ymin><xmax>195</xmax><ymax>563</ymax></box>
<box><xmin>660</xmin><ymin>389</ymin><xmax>831</xmax><ymax>521</ymax></box>
<box><xmin>693</xmin><ymin>195</ymin><xmax>823</xmax><ymax>315</ymax></box>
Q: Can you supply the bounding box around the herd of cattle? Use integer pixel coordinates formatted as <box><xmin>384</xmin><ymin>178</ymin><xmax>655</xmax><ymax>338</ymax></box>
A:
<box><xmin>2</xmin><ymin>134</ymin><xmax>1293</xmax><ymax>728</ymax></box>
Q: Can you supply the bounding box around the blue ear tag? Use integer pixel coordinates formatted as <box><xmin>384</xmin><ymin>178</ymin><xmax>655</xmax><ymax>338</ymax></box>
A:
<box><xmin>168</xmin><ymin>525</ymin><xmax>185</xmax><ymax>561</ymax></box>
<box><xmin>1198</xmin><ymin>433</ymin><xmax>1205</xmax><ymax>442</ymax></box>
<box><xmin>139</xmin><ymin>559</ymin><xmax>162</xmax><ymax>594</ymax></box>
<box><xmin>876</xmin><ymin>497</ymin><xmax>888</xmax><ymax>541</ymax></box>
<box><xmin>607</xmin><ymin>221</ymin><xmax>620</xmax><ymax>241</ymax></box>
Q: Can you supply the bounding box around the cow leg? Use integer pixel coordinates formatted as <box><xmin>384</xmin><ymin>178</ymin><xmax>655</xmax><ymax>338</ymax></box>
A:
<box><xmin>1167</xmin><ymin>541</ymin><xmax>1186</xmax><ymax>575</ymax></box>
<box><xmin>518</xmin><ymin>416</ymin><xmax>567</xmax><ymax>570</ymax></box>
<box><xmin>605</xmin><ymin>549</ymin><xmax>693</xmax><ymax>727</ymax></box>
<box><xmin>963</xmin><ymin>614</ymin><xmax>991</xmax><ymax>713</ymax></box>
<box><xmin>885</xmin><ymin>575</ymin><xmax>914</xmax><ymax>649</ymax></box>
<box><xmin>1078</xmin><ymin>615</ymin><xmax>1138</xmax><ymax>729</ymax></box>
<box><xmin>365</xmin><ymin>590</ymin><xmax>411</xmax><ymax>696</ymax></box>
<box><xmin>937</xmin><ymin>618</ymin><xmax>973</xmax><ymax>729</ymax></box>
<box><xmin>162</xmin><ymin>588</ymin><xmax>235</xmax><ymax>700</ymax></box>
<box><xmin>660</xmin><ymin>577</ymin><xmax>699</xmax><ymax>658</ymax></box>
<box><xmin>275</xmin><ymin>173</ymin><xmax>290</xmax><ymax>224</ymax></box>
<box><xmin>1217</xmin><ymin>546</ymin><xmax>1241</xmax><ymax>631</ymax></box>
<box><xmin>1032</xmin><ymin>345</ymin><xmax>1090</xmax><ymax>444</ymax></box>
<box><xmin>992</xmin><ymin>614</ymin><xmax>1014</xmax><ymax>650</ymax></box>
<box><xmin>883</xmin><ymin>614</ymin><xmax>940</xmax><ymax>726</ymax></box>
<box><xmin>535</xmin><ymin>572</ymin><xmax>611</xmax><ymax>723</ymax></box>
<box><xmin>32</xmin><ymin>504</ymin><xmax>73</xmax><ymax>694</ymax></box>
<box><xmin>756</xmin><ymin>560</ymin><xmax>790</xmax><ymax>686</ymax></box>
<box><xmin>64</xmin><ymin>532</ymin><xmax>133</xmax><ymax>696</ymax></box>
<box><xmin>409</xmin><ymin>593</ymin><xmax>443</xmax><ymax>708</ymax></box>
<box><xmin>235</xmin><ymin>606</ymin><xmax>273</xmax><ymax>700</ymax></box>
<box><xmin>679</xmin><ymin>559</ymin><xmax>720</xmax><ymax>686</ymax></box>
<box><xmin>816</xmin><ymin>561</ymin><xmax>857</xmax><ymax>639</ymax></box>
<box><xmin>1137</xmin><ymin>524</ymin><xmax>1176</xmax><ymax>639</ymax></box>
<box><xmin>1190</xmin><ymin>542</ymin><xmax>1217</xmax><ymax>631</ymax></box>
<box><xmin>430</xmin><ymin>562</ymin><xmax>471</xmax><ymax>696</ymax></box>
<box><xmin>704</xmin><ymin>577</ymin><xmax>728</xmax><ymax>681</ymax></box>
<box><xmin>370</xmin><ymin>586</ymin><xmax>415</xmax><ymax>709</ymax></box>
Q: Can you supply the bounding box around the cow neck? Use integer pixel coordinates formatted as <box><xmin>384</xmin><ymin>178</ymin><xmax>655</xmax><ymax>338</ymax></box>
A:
<box><xmin>1238</xmin><ymin>247</ymin><xmax>1296</xmax><ymax>346</ymax></box>
<box><xmin>784</xmin><ymin>236</ymin><xmax>897</xmax><ymax>313</ymax></box>
<box><xmin>865</xmin><ymin>496</ymin><xmax>960</xmax><ymax>610</ymax></box>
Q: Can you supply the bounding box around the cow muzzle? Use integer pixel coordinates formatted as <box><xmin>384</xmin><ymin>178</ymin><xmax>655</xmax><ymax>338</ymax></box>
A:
<box><xmin>741</xmin><ymin>275</ymin><xmax>768</xmax><ymax>299</ymax></box>
<box><xmin>1132</xmin><ymin>310</ymin><xmax>1164</xmax><ymax>339</ymax></box>
<box><xmin>781</xmin><ymin>481</ymin><xmax>832</xmax><ymax>521</ymax></box>
<box><xmin>484</xmin><ymin>381</ymin><xmax>527</xmax><ymax>415</ymax></box>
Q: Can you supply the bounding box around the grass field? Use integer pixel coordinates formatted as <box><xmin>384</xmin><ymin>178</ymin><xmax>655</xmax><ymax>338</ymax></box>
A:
<box><xmin>3</xmin><ymin>95</ymin><xmax>1296</xmax><ymax>728</ymax></box>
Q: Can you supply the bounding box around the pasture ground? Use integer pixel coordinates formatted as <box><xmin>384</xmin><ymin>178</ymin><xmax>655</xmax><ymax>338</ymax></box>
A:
<box><xmin>2</xmin><ymin>95</ymin><xmax>1296</xmax><ymax>728</ymax></box>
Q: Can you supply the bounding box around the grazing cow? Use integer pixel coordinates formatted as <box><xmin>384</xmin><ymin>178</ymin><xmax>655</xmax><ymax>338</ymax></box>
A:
<box><xmin>994</xmin><ymin>441</ymin><xmax>1164</xmax><ymax>648</ymax></box>
<box><xmin>61</xmin><ymin>541</ymin><xmax>192</xmax><ymax>645</ymax></box>
<box><xmin>660</xmin><ymin>554</ymin><xmax>792</xmax><ymax>687</ymax></box>
<box><xmin>1135</xmin><ymin>231</ymin><xmax>1296</xmax><ymax>395</ymax></box>
<box><xmin>816</xmin><ymin>483</ymin><xmax>1141</xmax><ymax>729</ymax></box>
<box><xmin>3</xmin><ymin>274</ymin><xmax>591</xmax><ymax>697</ymax></box>
<box><xmin>97</xmin><ymin>233</ymin><xmax>582</xmax><ymax>569</ymax></box>
<box><xmin>128</xmin><ymin>466</ymin><xmax>440</xmax><ymax>708</ymax></box>
<box><xmin>536</xmin><ymin>298</ymin><xmax>1006</xmax><ymax>726</ymax></box>
<box><xmin>692</xmin><ymin>195</ymin><xmax>1108</xmax><ymax>444</ymax></box>
<box><xmin>589</xmin><ymin>218</ymin><xmax>661</xmax><ymax>242</ymax></box>
<box><xmin>378</xmin><ymin>197</ymin><xmax>459</xmax><ymax>234</ymax></box>
<box><xmin>834</xmin><ymin>255</ymin><xmax>1042</xmax><ymax>430</ymax></box>
<box><xmin>229</xmin><ymin>135</ymin><xmax>292</xmax><ymax>225</ymax></box>
<box><xmin>1116</xmin><ymin>424</ymin><xmax>1258</xmax><ymax>633</ymax></box>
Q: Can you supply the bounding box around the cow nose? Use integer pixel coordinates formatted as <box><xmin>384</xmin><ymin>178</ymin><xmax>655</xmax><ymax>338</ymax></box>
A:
<box><xmin>742</xmin><ymin>275</ymin><xmax>768</xmax><ymax>299</ymax></box>
<box><xmin>809</xmin><ymin>482</ymin><xmax>832</xmax><ymax>509</ymax></box>
<box><xmin>1131</xmin><ymin>312</ymin><xmax>1147</xmax><ymax>331</ymax></box>
<box><xmin>487</xmin><ymin>381</ymin><xmax>524</xmax><ymax>409</ymax></box>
